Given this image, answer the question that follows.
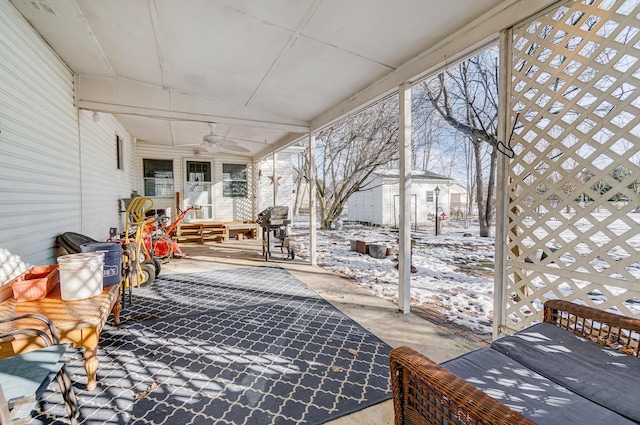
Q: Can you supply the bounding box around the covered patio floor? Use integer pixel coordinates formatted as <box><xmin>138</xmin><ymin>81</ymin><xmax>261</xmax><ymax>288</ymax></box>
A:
<box><xmin>35</xmin><ymin>239</ymin><xmax>488</xmax><ymax>424</ymax></box>
<box><xmin>153</xmin><ymin>239</ymin><xmax>488</xmax><ymax>424</ymax></box>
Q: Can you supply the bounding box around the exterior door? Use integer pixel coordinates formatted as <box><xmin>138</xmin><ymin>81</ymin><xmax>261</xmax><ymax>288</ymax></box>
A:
<box><xmin>184</xmin><ymin>161</ymin><xmax>212</xmax><ymax>220</ymax></box>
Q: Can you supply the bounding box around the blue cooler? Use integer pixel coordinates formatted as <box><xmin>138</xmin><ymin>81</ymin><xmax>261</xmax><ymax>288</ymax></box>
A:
<box><xmin>79</xmin><ymin>242</ymin><xmax>122</xmax><ymax>286</ymax></box>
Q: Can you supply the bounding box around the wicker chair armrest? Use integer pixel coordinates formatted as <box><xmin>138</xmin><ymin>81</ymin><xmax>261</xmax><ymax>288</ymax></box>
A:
<box><xmin>543</xmin><ymin>300</ymin><xmax>640</xmax><ymax>357</ymax></box>
<box><xmin>389</xmin><ymin>346</ymin><xmax>534</xmax><ymax>425</ymax></box>
<box><xmin>0</xmin><ymin>313</ymin><xmax>60</xmax><ymax>344</ymax></box>
<box><xmin>0</xmin><ymin>328</ymin><xmax>54</xmax><ymax>346</ymax></box>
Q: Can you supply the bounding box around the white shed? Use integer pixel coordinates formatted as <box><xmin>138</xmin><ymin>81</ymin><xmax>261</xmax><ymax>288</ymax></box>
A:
<box><xmin>347</xmin><ymin>170</ymin><xmax>454</xmax><ymax>227</ymax></box>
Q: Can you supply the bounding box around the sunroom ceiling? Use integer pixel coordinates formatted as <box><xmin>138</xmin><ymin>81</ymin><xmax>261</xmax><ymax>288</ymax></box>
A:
<box><xmin>10</xmin><ymin>0</ymin><xmax>557</xmax><ymax>158</ymax></box>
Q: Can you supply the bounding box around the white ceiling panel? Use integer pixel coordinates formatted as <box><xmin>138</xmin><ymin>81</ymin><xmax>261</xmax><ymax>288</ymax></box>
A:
<box><xmin>249</xmin><ymin>36</ymin><xmax>390</xmax><ymax>122</ymax></box>
<box><xmin>156</xmin><ymin>1</ymin><xmax>293</xmax><ymax>104</ymax></box>
<box><xmin>9</xmin><ymin>0</ymin><xmax>113</xmax><ymax>77</ymax></box>
<box><xmin>77</xmin><ymin>0</ymin><xmax>163</xmax><ymax>86</ymax></box>
<box><xmin>212</xmin><ymin>0</ymin><xmax>316</xmax><ymax>32</ymax></box>
<box><xmin>8</xmin><ymin>0</ymin><xmax>559</xmax><ymax>158</ymax></box>
<box><xmin>116</xmin><ymin>115</ymin><xmax>173</xmax><ymax>145</ymax></box>
<box><xmin>303</xmin><ymin>0</ymin><xmax>504</xmax><ymax>68</ymax></box>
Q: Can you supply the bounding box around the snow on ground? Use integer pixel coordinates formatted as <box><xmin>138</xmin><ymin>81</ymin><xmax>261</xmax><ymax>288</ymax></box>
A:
<box><xmin>289</xmin><ymin>212</ymin><xmax>640</xmax><ymax>336</ymax></box>
<box><xmin>289</xmin><ymin>220</ymin><xmax>496</xmax><ymax>334</ymax></box>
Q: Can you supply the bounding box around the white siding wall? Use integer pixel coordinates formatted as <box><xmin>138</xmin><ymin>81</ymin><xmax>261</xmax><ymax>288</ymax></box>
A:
<box><xmin>134</xmin><ymin>144</ymin><xmax>258</xmax><ymax>222</ymax></box>
<box><xmin>213</xmin><ymin>157</ymin><xmax>254</xmax><ymax>221</ymax></box>
<box><xmin>0</xmin><ymin>2</ymin><xmax>135</xmax><ymax>273</ymax></box>
<box><xmin>372</xmin><ymin>181</ymin><xmax>385</xmax><ymax>225</ymax></box>
<box><xmin>347</xmin><ymin>176</ymin><xmax>452</xmax><ymax>226</ymax></box>
<box><xmin>346</xmin><ymin>191</ymin><xmax>361</xmax><ymax>222</ymax></box>
<box><xmin>347</xmin><ymin>176</ymin><xmax>382</xmax><ymax>225</ymax></box>
<box><xmin>134</xmin><ymin>144</ymin><xmax>183</xmax><ymax>219</ymax></box>
<box><xmin>79</xmin><ymin>111</ymin><xmax>135</xmax><ymax>239</ymax></box>
<box><xmin>257</xmin><ymin>152</ymin><xmax>293</xmax><ymax>216</ymax></box>
<box><xmin>0</xmin><ymin>1</ymin><xmax>80</xmax><ymax>268</ymax></box>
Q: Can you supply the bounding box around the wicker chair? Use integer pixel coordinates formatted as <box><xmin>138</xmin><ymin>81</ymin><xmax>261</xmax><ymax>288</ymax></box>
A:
<box><xmin>0</xmin><ymin>313</ymin><xmax>79</xmax><ymax>425</ymax></box>
<box><xmin>390</xmin><ymin>300</ymin><xmax>640</xmax><ymax>425</ymax></box>
<box><xmin>389</xmin><ymin>345</ymin><xmax>534</xmax><ymax>425</ymax></box>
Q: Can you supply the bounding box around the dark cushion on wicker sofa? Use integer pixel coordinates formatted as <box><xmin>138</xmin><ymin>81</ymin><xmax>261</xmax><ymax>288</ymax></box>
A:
<box><xmin>441</xmin><ymin>347</ymin><xmax>636</xmax><ymax>425</ymax></box>
<box><xmin>491</xmin><ymin>322</ymin><xmax>640</xmax><ymax>422</ymax></box>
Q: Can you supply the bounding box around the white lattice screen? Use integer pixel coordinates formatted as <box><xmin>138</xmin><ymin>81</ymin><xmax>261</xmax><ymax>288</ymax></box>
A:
<box><xmin>501</xmin><ymin>0</ymin><xmax>640</xmax><ymax>333</ymax></box>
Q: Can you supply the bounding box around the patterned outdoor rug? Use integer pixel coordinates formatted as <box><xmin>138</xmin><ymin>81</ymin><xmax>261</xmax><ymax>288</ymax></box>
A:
<box><xmin>34</xmin><ymin>266</ymin><xmax>392</xmax><ymax>424</ymax></box>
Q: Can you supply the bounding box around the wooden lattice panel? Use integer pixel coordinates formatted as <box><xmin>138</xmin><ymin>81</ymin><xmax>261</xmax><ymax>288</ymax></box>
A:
<box><xmin>503</xmin><ymin>0</ymin><xmax>640</xmax><ymax>332</ymax></box>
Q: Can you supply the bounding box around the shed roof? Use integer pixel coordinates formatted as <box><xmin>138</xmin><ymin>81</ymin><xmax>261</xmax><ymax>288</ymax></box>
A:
<box><xmin>375</xmin><ymin>169</ymin><xmax>452</xmax><ymax>181</ymax></box>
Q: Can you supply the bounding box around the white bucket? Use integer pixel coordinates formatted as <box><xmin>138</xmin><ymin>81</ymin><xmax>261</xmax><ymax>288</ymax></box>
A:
<box><xmin>57</xmin><ymin>252</ymin><xmax>104</xmax><ymax>301</ymax></box>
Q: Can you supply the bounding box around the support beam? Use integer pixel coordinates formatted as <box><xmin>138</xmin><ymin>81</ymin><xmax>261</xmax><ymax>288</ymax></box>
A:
<box><xmin>76</xmin><ymin>76</ymin><xmax>310</xmax><ymax>133</ymax></box>
<box><xmin>308</xmin><ymin>132</ymin><xmax>317</xmax><ymax>266</ymax></box>
<box><xmin>254</xmin><ymin>132</ymin><xmax>307</xmax><ymax>162</ymax></box>
<box><xmin>398</xmin><ymin>83</ymin><xmax>412</xmax><ymax>314</ymax></box>
<box><xmin>494</xmin><ymin>29</ymin><xmax>512</xmax><ymax>340</ymax></box>
<box><xmin>78</xmin><ymin>100</ymin><xmax>310</xmax><ymax>134</ymax></box>
<box><xmin>272</xmin><ymin>152</ymin><xmax>278</xmax><ymax>206</ymax></box>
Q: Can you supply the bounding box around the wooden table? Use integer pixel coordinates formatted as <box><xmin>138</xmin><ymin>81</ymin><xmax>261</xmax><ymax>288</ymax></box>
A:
<box><xmin>0</xmin><ymin>284</ymin><xmax>121</xmax><ymax>390</ymax></box>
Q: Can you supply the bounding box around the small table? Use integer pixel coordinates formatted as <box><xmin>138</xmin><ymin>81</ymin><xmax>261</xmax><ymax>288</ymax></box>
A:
<box><xmin>0</xmin><ymin>284</ymin><xmax>121</xmax><ymax>390</ymax></box>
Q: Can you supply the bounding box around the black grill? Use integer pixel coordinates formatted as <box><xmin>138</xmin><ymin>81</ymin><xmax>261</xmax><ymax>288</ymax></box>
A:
<box><xmin>257</xmin><ymin>206</ymin><xmax>290</xmax><ymax>227</ymax></box>
<box><xmin>257</xmin><ymin>206</ymin><xmax>294</xmax><ymax>261</ymax></box>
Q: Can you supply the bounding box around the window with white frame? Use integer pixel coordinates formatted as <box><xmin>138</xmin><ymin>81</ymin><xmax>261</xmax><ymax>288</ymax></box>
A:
<box><xmin>222</xmin><ymin>163</ymin><xmax>247</xmax><ymax>198</ymax></box>
<box><xmin>427</xmin><ymin>191</ymin><xmax>434</xmax><ymax>203</ymax></box>
<box><xmin>186</xmin><ymin>161</ymin><xmax>211</xmax><ymax>193</ymax></box>
<box><xmin>143</xmin><ymin>159</ymin><xmax>174</xmax><ymax>197</ymax></box>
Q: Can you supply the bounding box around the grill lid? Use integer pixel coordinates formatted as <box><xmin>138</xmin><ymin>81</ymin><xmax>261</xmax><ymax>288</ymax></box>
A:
<box><xmin>257</xmin><ymin>206</ymin><xmax>289</xmax><ymax>222</ymax></box>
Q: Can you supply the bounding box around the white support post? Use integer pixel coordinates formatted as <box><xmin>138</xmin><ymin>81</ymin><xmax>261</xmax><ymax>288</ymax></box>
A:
<box><xmin>494</xmin><ymin>29</ymin><xmax>511</xmax><ymax>340</ymax></box>
<box><xmin>308</xmin><ymin>132</ymin><xmax>317</xmax><ymax>266</ymax></box>
<box><xmin>398</xmin><ymin>82</ymin><xmax>412</xmax><ymax>314</ymax></box>
<box><xmin>272</xmin><ymin>152</ymin><xmax>278</xmax><ymax>206</ymax></box>
<box><xmin>252</xmin><ymin>161</ymin><xmax>259</xmax><ymax>219</ymax></box>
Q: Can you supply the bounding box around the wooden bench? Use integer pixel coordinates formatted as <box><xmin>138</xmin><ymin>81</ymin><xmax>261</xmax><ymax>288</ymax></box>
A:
<box><xmin>390</xmin><ymin>300</ymin><xmax>640</xmax><ymax>424</ymax></box>
<box><xmin>176</xmin><ymin>221</ymin><xmax>260</xmax><ymax>243</ymax></box>
<box><xmin>225</xmin><ymin>222</ymin><xmax>260</xmax><ymax>240</ymax></box>
<box><xmin>0</xmin><ymin>284</ymin><xmax>121</xmax><ymax>391</ymax></box>
<box><xmin>176</xmin><ymin>222</ymin><xmax>228</xmax><ymax>243</ymax></box>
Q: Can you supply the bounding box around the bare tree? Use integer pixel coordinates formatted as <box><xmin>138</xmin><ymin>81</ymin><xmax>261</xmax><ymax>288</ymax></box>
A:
<box><xmin>311</xmin><ymin>97</ymin><xmax>399</xmax><ymax>228</ymax></box>
<box><xmin>417</xmin><ymin>50</ymin><xmax>500</xmax><ymax>237</ymax></box>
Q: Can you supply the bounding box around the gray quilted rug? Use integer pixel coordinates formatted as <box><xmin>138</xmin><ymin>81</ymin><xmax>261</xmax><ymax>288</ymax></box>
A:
<box><xmin>34</xmin><ymin>266</ymin><xmax>392</xmax><ymax>424</ymax></box>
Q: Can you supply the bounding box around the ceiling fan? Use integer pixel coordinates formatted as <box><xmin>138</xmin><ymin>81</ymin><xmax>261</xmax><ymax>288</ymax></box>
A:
<box><xmin>201</xmin><ymin>123</ymin><xmax>250</xmax><ymax>153</ymax></box>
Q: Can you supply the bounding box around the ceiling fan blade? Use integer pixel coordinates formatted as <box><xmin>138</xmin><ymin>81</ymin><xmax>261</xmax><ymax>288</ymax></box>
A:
<box><xmin>220</xmin><ymin>144</ymin><xmax>251</xmax><ymax>153</ymax></box>
<box><xmin>217</xmin><ymin>139</ymin><xmax>239</xmax><ymax>147</ymax></box>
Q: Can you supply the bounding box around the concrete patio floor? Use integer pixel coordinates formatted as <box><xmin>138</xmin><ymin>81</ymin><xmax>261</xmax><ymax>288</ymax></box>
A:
<box><xmin>160</xmin><ymin>239</ymin><xmax>489</xmax><ymax>424</ymax></box>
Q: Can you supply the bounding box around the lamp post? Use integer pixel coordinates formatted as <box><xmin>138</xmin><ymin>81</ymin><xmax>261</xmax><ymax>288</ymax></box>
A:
<box><xmin>434</xmin><ymin>185</ymin><xmax>440</xmax><ymax>236</ymax></box>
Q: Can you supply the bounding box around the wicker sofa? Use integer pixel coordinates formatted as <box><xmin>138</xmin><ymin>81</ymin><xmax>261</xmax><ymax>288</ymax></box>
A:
<box><xmin>389</xmin><ymin>300</ymin><xmax>640</xmax><ymax>424</ymax></box>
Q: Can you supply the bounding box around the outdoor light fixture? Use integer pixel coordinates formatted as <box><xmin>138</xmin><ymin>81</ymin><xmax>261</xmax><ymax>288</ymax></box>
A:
<box><xmin>92</xmin><ymin>112</ymin><xmax>101</xmax><ymax>123</ymax></box>
<box><xmin>434</xmin><ymin>185</ymin><xmax>440</xmax><ymax>236</ymax></box>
